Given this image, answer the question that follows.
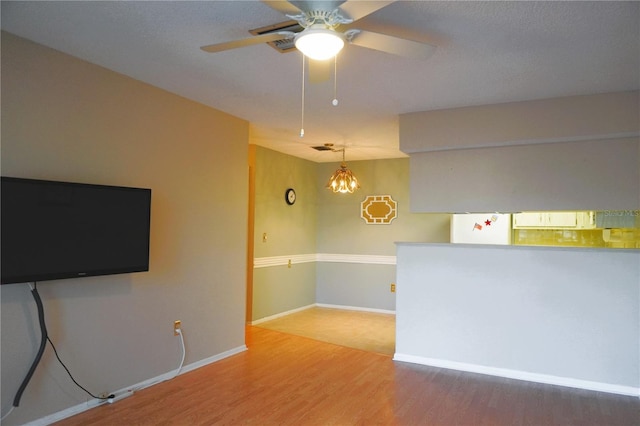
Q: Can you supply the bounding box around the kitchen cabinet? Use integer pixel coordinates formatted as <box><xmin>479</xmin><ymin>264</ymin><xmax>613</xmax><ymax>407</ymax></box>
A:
<box><xmin>513</xmin><ymin>213</ymin><xmax>545</xmax><ymax>227</ymax></box>
<box><xmin>513</xmin><ymin>212</ymin><xmax>578</xmax><ymax>228</ymax></box>
<box><xmin>576</xmin><ymin>211</ymin><xmax>597</xmax><ymax>229</ymax></box>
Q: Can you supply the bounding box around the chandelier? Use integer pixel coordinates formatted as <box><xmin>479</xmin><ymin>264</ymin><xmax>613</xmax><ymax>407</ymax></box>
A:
<box><xmin>326</xmin><ymin>149</ymin><xmax>360</xmax><ymax>194</ymax></box>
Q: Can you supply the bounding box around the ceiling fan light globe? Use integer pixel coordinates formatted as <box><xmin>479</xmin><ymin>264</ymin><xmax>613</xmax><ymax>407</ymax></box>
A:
<box><xmin>295</xmin><ymin>28</ymin><xmax>345</xmax><ymax>60</ymax></box>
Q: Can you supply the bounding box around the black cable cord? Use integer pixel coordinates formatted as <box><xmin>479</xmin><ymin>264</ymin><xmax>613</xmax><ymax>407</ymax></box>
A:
<box><xmin>46</xmin><ymin>336</ymin><xmax>112</xmax><ymax>400</ymax></box>
<box><xmin>12</xmin><ymin>283</ymin><xmax>48</xmax><ymax>407</ymax></box>
<box><xmin>9</xmin><ymin>282</ymin><xmax>113</xmax><ymax>412</ymax></box>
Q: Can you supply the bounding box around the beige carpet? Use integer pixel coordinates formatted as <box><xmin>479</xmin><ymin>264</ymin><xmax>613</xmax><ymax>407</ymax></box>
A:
<box><xmin>254</xmin><ymin>307</ymin><xmax>395</xmax><ymax>356</ymax></box>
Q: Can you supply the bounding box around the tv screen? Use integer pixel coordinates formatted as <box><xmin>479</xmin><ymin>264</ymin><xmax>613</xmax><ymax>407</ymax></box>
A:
<box><xmin>1</xmin><ymin>177</ymin><xmax>151</xmax><ymax>285</ymax></box>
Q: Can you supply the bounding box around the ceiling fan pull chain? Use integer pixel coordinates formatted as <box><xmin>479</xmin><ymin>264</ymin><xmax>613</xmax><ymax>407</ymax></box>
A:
<box><xmin>300</xmin><ymin>53</ymin><xmax>305</xmax><ymax>138</ymax></box>
<box><xmin>332</xmin><ymin>55</ymin><xmax>339</xmax><ymax>107</ymax></box>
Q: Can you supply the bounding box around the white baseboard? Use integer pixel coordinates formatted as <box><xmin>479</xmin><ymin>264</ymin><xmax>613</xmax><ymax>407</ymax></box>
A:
<box><xmin>26</xmin><ymin>344</ymin><xmax>248</xmax><ymax>426</ymax></box>
<box><xmin>393</xmin><ymin>353</ymin><xmax>640</xmax><ymax>398</ymax></box>
<box><xmin>251</xmin><ymin>304</ymin><xmax>315</xmax><ymax>325</ymax></box>
<box><xmin>315</xmin><ymin>303</ymin><xmax>395</xmax><ymax>315</ymax></box>
<box><xmin>180</xmin><ymin>345</ymin><xmax>247</xmax><ymax>374</ymax></box>
<box><xmin>251</xmin><ymin>303</ymin><xmax>395</xmax><ymax>325</ymax></box>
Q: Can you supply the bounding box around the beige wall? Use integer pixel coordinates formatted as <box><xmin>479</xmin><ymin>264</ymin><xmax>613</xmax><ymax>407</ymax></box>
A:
<box><xmin>1</xmin><ymin>32</ymin><xmax>249</xmax><ymax>424</ymax></box>
<box><xmin>317</xmin><ymin>158</ymin><xmax>450</xmax><ymax>254</ymax></box>
<box><xmin>251</xmin><ymin>152</ymin><xmax>450</xmax><ymax>317</ymax></box>
<box><xmin>315</xmin><ymin>158</ymin><xmax>449</xmax><ymax>310</ymax></box>
<box><xmin>253</xmin><ymin>146</ymin><xmax>318</xmax><ymax>259</ymax></box>
<box><xmin>252</xmin><ymin>146</ymin><xmax>317</xmax><ymax>320</ymax></box>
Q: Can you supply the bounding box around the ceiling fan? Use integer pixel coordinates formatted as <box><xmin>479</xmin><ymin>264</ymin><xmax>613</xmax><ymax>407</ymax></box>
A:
<box><xmin>200</xmin><ymin>0</ymin><xmax>436</xmax><ymax>61</ymax></box>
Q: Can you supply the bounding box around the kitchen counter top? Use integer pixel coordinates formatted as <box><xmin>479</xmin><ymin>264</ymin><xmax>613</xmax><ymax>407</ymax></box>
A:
<box><xmin>395</xmin><ymin>241</ymin><xmax>638</xmax><ymax>253</ymax></box>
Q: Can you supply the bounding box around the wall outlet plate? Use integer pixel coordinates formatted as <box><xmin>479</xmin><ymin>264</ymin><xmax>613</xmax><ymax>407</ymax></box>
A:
<box><xmin>174</xmin><ymin>320</ymin><xmax>181</xmax><ymax>336</ymax></box>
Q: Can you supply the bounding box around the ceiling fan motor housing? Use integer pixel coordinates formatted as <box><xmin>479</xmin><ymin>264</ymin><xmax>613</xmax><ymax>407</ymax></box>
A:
<box><xmin>288</xmin><ymin>9</ymin><xmax>353</xmax><ymax>29</ymax></box>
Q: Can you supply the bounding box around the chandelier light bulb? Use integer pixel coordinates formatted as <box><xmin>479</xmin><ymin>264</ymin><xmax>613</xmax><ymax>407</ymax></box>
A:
<box><xmin>326</xmin><ymin>162</ymin><xmax>360</xmax><ymax>194</ymax></box>
<box><xmin>295</xmin><ymin>26</ymin><xmax>345</xmax><ymax>61</ymax></box>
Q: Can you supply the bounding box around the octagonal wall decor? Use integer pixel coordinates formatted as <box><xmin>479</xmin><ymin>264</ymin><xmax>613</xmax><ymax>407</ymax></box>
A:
<box><xmin>361</xmin><ymin>195</ymin><xmax>397</xmax><ymax>224</ymax></box>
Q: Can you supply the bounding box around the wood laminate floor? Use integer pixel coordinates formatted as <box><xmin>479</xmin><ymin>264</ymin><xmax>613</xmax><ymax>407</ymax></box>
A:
<box><xmin>55</xmin><ymin>325</ymin><xmax>639</xmax><ymax>426</ymax></box>
<box><xmin>254</xmin><ymin>307</ymin><xmax>395</xmax><ymax>356</ymax></box>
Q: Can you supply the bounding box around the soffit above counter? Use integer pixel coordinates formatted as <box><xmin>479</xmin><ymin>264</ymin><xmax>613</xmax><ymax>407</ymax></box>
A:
<box><xmin>399</xmin><ymin>91</ymin><xmax>639</xmax><ymax>154</ymax></box>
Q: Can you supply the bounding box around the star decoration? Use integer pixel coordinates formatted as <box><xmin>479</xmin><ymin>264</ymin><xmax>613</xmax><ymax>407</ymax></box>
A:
<box><xmin>485</xmin><ymin>220</ymin><xmax>492</xmax><ymax>226</ymax></box>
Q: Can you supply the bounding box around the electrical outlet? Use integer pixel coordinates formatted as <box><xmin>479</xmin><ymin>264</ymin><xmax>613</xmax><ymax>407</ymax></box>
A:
<box><xmin>390</xmin><ymin>283</ymin><xmax>396</xmax><ymax>293</ymax></box>
<box><xmin>174</xmin><ymin>320</ymin><xmax>181</xmax><ymax>336</ymax></box>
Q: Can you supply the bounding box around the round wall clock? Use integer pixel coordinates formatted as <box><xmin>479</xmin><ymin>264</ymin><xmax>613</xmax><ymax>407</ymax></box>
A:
<box><xmin>285</xmin><ymin>188</ymin><xmax>296</xmax><ymax>205</ymax></box>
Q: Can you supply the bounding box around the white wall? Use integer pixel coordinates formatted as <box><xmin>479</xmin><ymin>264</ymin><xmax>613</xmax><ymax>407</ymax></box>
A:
<box><xmin>409</xmin><ymin>138</ymin><xmax>639</xmax><ymax>212</ymax></box>
<box><xmin>400</xmin><ymin>91</ymin><xmax>639</xmax><ymax>153</ymax></box>
<box><xmin>400</xmin><ymin>91</ymin><xmax>640</xmax><ymax>212</ymax></box>
<box><xmin>394</xmin><ymin>90</ymin><xmax>640</xmax><ymax>398</ymax></box>
<box><xmin>395</xmin><ymin>243</ymin><xmax>640</xmax><ymax>396</ymax></box>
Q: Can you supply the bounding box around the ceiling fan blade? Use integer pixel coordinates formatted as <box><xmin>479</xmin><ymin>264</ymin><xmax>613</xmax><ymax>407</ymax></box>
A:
<box><xmin>200</xmin><ymin>31</ymin><xmax>294</xmax><ymax>53</ymax></box>
<box><xmin>338</xmin><ymin>1</ymin><xmax>396</xmax><ymax>21</ymax></box>
<box><xmin>261</xmin><ymin>0</ymin><xmax>302</xmax><ymax>15</ymax></box>
<box><xmin>349</xmin><ymin>30</ymin><xmax>436</xmax><ymax>60</ymax></box>
<box><xmin>308</xmin><ymin>59</ymin><xmax>332</xmax><ymax>83</ymax></box>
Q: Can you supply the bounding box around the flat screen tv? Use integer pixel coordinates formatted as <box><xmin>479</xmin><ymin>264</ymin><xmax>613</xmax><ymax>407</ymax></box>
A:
<box><xmin>1</xmin><ymin>177</ymin><xmax>151</xmax><ymax>285</ymax></box>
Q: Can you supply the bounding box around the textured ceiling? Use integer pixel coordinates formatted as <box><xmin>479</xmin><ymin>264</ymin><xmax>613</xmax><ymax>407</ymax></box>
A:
<box><xmin>2</xmin><ymin>1</ymin><xmax>638</xmax><ymax>162</ymax></box>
